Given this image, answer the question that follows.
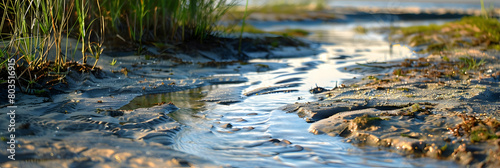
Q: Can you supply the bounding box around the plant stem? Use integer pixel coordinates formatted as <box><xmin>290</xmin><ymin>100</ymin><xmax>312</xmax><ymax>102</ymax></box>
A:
<box><xmin>238</xmin><ymin>0</ymin><xmax>249</xmax><ymax>57</ymax></box>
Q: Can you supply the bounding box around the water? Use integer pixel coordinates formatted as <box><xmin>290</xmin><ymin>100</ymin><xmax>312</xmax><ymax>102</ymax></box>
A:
<box><xmin>122</xmin><ymin>20</ymin><xmax>459</xmax><ymax>167</ymax></box>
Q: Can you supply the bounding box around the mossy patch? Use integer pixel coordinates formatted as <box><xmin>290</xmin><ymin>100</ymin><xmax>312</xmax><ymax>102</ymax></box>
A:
<box><xmin>393</xmin><ymin>69</ymin><xmax>407</xmax><ymax>76</ymax></box>
<box><xmin>470</xmin><ymin>125</ymin><xmax>498</xmax><ymax>143</ymax></box>
<box><xmin>396</xmin><ymin>87</ymin><xmax>410</xmax><ymax>92</ymax></box>
<box><xmin>352</xmin><ymin>114</ymin><xmax>382</xmax><ymax>130</ymax></box>
<box><xmin>398</xmin><ymin>103</ymin><xmax>433</xmax><ymax>116</ymax></box>
<box><xmin>255</xmin><ymin>64</ymin><xmax>269</xmax><ymax>69</ymax></box>
<box><xmin>238</xmin><ymin>1</ymin><xmax>327</xmax><ymax>15</ymax></box>
<box><xmin>354</xmin><ymin>26</ymin><xmax>367</xmax><ymax>34</ymax></box>
<box><xmin>255</xmin><ymin>64</ymin><xmax>270</xmax><ymax>72</ymax></box>
<box><xmin>366</xmin><ymin>76</ymin><xmax>379</xmax><ymax>80</ymax></box>
<box><xmin>282</xmin><ymin>29</ymin><xmax>310</xmax><ymax>37</ymax></box>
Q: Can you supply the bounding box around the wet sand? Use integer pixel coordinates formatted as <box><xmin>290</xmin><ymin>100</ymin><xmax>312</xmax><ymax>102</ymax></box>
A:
<box><xmin>281</xmin><ymin>48</ymin><xmax>500</xmax><ymax>167</ymax></box>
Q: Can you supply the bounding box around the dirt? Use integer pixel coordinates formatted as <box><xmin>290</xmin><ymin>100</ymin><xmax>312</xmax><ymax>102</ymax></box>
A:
<box><xmin>281</xmin><ymin>48</ymin><xmax>500</xmax><ymax>167</ymax></box>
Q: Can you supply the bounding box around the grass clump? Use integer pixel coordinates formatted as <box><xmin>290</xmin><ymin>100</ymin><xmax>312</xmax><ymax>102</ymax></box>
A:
<box><xmin>110</xmin><ymin>58</ymin><xmax>117</xmax><ymax>66</ymax></box>
<box><xmin>459</xmin><ymin>55</ymin><xmax>486</xmax><ymax>72</ymax></box>
<box><xmin>0</xmin><ymin>0</ymin><xmax>101</xmax><ymax>93</ymax></box>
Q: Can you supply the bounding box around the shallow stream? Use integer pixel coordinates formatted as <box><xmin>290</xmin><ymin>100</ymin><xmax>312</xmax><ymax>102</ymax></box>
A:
<box><xmin>121</xmin><ymin>20</ymin><xmax>460</xmax><ymax>167</ymax></box>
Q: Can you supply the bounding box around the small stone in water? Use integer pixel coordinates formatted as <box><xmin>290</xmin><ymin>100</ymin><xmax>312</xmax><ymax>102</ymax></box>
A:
<box><xmin>281</xmin><ymin>139</ymin><xmax>292</xmax><ymax>144</ymax></box>
<box><xmin>221</xmin><ymin>123</ymin><xmax>232</xmax><ymax>129</ymax></box>
<box><xmin>243</xmin><ymin>127</ymin><xmax>255</xmax><ymax>130</ymax></box>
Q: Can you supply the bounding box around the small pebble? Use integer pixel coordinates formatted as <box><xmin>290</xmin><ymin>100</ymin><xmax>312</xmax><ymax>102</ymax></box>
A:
<box><xmin>236</xmin><ymin>118</ymin><xmax>247</xmax><ymax>122</ymax></box>
<box><xmin>281</xmin><ymin>139</ymin><xmax>292</xmax><ymax>145</ymax></box>
<box><xmin>221</xmin><ymin>123</ymin><xmax>232</xmax><ymax>129</ymax></box>
<box><xmin>243</xmin><ymin>126</ymin><xmax>254</xmax><ymax>130</ymax></box>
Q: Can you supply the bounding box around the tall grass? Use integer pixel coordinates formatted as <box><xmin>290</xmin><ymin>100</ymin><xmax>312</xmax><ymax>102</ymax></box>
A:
<box><xmin>0</xmin><ymin>0</ymin><xmax>9</xmax><ymax>72</ymax></box>
<box><xmin>52</xmin><ymin>0</ymin><xmax>76</xmax><ymax>72</ymax></box>
<box><xmin>101</xmin><ymin>0</ymin><xmax>234</xmax><ymax>45</ymax></box>
<box><xmin>0</xmin><ymin>0</ymin><xmax>104</xmax><ymax>92</ymax></box>
<box><xmin>75</xmin><ymin>0</ymin><xmax>90</xmax><ymax>64</ymax></box>
<box><xmin>480</xmin><ymin>0</ymin><xmax>488</xmax><ymax>19</ymax></box>
<box><xmin>88</xmin><ymin>0</ymin><xmax>105</xmax><ymax>70</ymax></box>
<box><xmin>1</xmin><ymin>0</ymin><xmax>235</xmax><ymax>91</ymax></box>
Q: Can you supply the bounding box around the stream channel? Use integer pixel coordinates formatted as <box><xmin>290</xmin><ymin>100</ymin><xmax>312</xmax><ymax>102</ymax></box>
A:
<box><xmin>120</xmin><ymin>20</ymin><xmax>460</xmax><ymax>167</ymax></box>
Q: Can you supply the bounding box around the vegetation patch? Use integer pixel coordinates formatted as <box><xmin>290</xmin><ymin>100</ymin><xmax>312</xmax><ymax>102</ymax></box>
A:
<box><xmin>0</xmin><ymin>0</ymin><xmax>239</xmax><ymax>94</ymax></box>
<box><xmin>470</xmin><ymin>126</ymin><xmax>498</xmax><ymax>143</ymax></box>
<box><xmin>394</xmin><ymin>16</ymin><xmax>500</xmax><ymax>53</ymax></box>
<box><xmin>459</xmin><ymin>55</ymin><xmax>486</xmax><ymax>72</ymax></box>
<box><xmin>392</xmin><ymin>103</ymin><xmax>433</xmax><ymax>117</ymax></box>
<box><xmin>228</xmin><ymin>0</ymin><xmax>327</xmax><ymax>16</ymax></box>
<box><xmin>449</xmin><ymin>115</ymin><xmax>500</xmax><ymax>143</ymax></box>
<box><xmin>354</xmin><ymin>26</ymin><xmax>367</xmax><ymax>34</ymax></box>
<box><xmin>393</xmin><ymin>68</ymin><xmax>408</xmax><ymax>76</ymax></box>
<box><xmin>352</xmin><ymin>114</ymin><xmax>382</xmax><ymax>130</ymax></box>
<box><xmin>222</xmin><ymin>24</ymin><xmax>310</xmax><ymax>37</ymax></box>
